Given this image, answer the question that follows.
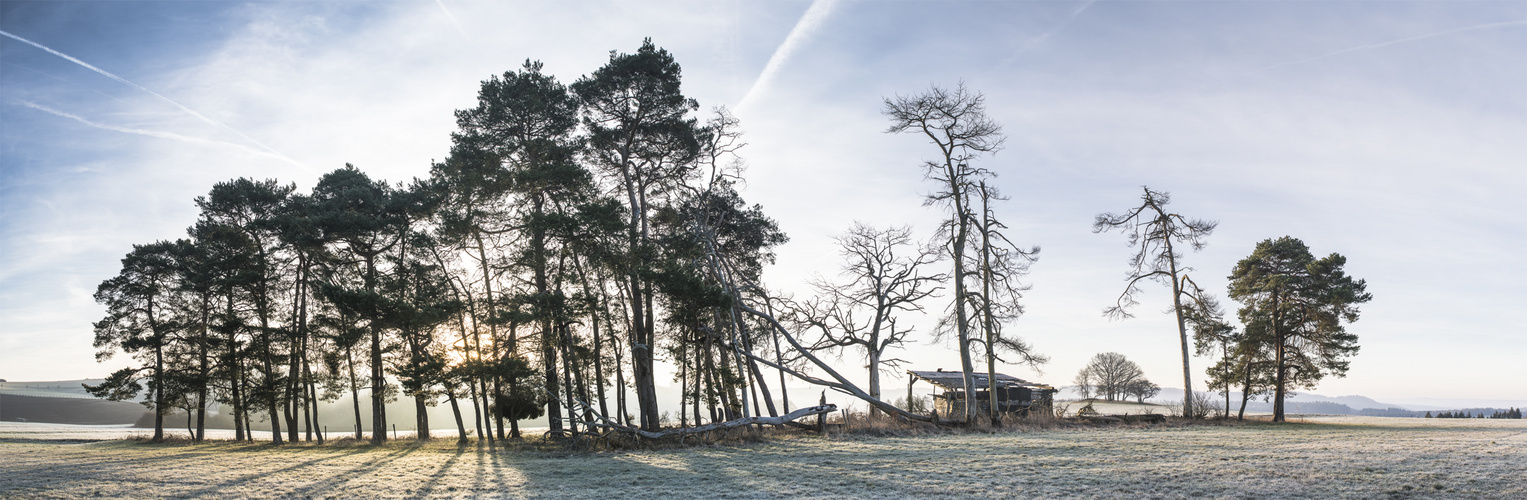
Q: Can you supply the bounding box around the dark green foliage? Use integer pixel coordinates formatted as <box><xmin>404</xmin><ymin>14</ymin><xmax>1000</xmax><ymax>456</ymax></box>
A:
<box><xmin>1228</xmin><ymin>236</ymin><xmax>1371</xmax><ymax>422</ymax></box>
<box><xmin>82</xmin><ymin>368</ymin><xmax>145</xmax><ymax>402</ymax></box>
<box><xmin>86</xmin><ymin>42</ymin><xmax>807</xmax><ymax>444</ymax></box>
<box><xmin>571</xmin><ymin>38</ymin><xmax>707</xmax><ymax>431</ymax></box>
<box><xmin>491</xmin><ymin>357</ymin><xmax>546</xmax><ymax>422</ymax></box>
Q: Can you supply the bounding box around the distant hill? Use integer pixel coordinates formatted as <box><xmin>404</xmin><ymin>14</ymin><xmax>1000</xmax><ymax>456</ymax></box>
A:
<box><xmin>1</xmin><ymin>393</ymin><xmax>152</xmax><ymax>425</ymax></box>
<box><xmin>0</xmin><ymin>380</ymin><xmax>107</xmax><ymax>400</ymax></box>
<box><xmin>1058</xmin><ymin>386</ymin><xmax>1522</xmax><ymax>418</ymax></box>
<box><xmin>1</xmin><ymin>379</ymin><xmax>548</xmax><ymax>431</ymax></box>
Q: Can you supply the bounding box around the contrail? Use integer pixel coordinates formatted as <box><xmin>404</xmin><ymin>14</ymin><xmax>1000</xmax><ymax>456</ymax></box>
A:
<box><xmin>434</xmin><ymin>0</ymin><xmax>468</xmax><ymax>37</ymax></box>
<box><xmin>1001</xmin><ymin>0</ymin><xmax>1096</xmax><ymax>65</ymax></box>
<box><xmin>735</xmin><ymin>0</ymin><xmax>840</xmax><ymax>114</ymax></box>
<box><xmin>0</xmin><ymin>29</ymin><xmax>307</xmax><ymax>170</ymax></box>
<box><xmin>1259</xmin><ymin>19</ymin><xmax>1527</xmax><ymax>73</ymax></box>
<box><xmin>18</xmin><ymin>100</ymin><xmax>295</xmax><ymax>163</ymax></box>
<box><xmin>1027</xmin><ymin>0</ymin><xmax>1096</xmax><ymax>48</ymax></box>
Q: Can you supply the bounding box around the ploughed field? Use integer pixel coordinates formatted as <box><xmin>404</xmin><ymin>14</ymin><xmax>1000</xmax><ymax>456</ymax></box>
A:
<box><xmin>2</xmin><ymin>416</ymin><xmax>1523</xmax><ymax>499</ymax></box>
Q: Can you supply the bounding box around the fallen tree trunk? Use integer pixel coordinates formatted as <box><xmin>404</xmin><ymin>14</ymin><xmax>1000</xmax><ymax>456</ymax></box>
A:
<box><xmin>583</xmin><ymin>404</ymin><xmax>838</xmax><ymax>440</ymax></box>
<box><xmin>696</xmin><ymin>236</ymin><xmax>934</xmax><ymax>424</ymax></box>
<box><xmin>735</xmin><ymin>301</ymin><xmax>934</xmax><ymax>423</ymax></box>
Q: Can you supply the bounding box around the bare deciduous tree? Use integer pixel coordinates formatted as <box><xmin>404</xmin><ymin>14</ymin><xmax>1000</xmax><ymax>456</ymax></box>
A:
<box><xmin>1074</xmin><ymin>352</ymin><xmax>1146</xmax><ymax>402</ymax></box>
<box><xmin>1094</xmin><ymin>187</ymin><xmax>1217</xmax><ymax>417</ymax></box>
<box><xmin>884</xmin><ymin>82</ymin><xmax>1006</xmax><ymax>421</ymax></box>
<box><xmin>796</xmin><ymin>223</ymin><xmax>944</xmax><ymax>416</ymax></box>
<box><xmin>969</xmin><ymin>181</ymin><xmax>1045</xmax><ymax>422</ymax></box>
<box><xmin>1126</xmin><ymin>378</ymin><xmax>1160</xmax><ymax>403</ymax></box>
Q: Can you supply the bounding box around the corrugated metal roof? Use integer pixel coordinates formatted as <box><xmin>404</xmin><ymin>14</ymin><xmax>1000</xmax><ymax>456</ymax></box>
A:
<box><xmin>907</xmin><ymin>370</ymin><xmax>1055</xmax><ymax>392</ymax></box>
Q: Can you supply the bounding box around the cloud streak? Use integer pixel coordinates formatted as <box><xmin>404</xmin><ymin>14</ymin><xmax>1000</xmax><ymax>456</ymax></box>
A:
<box><xmin>434</xmin><ymin>0</ymin><xmax>468</xmax><ymax>37</ymax></box>
<box><xmin>734</xmin><ymin>0</ymin><xmax>839</xmax><ymax>114</ymax></box>
<box><xmin>1259</xmin><ymin>19</ymin><xmax>1527</xmax><ymax>72</ymax></box>
<box><xmin>16</xmin><ymin>100</ymin><xmax>295</xmax><ymax>163</ymax></box>
<box><xmin>1028</xmin><ymin>0</ymin><xmax>1096</xmax><ymax>49</ymax></box>
<box><xmin>0</xmin><ymin>29</ymin><xmax>307</xmax><ymax>170</ymax></box>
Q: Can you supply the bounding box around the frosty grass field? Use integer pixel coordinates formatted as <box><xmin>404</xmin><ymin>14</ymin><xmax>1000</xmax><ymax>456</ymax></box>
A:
<box><xmin>1</xmin><ymin>415</ymin><xmax>1523</xmax><ymax>498</ymax></box>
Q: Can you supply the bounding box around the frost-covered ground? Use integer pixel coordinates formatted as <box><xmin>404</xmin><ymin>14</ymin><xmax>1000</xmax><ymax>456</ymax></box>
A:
<box><xmin>1</xmin><ymin>416</ymin><xmax>1522</xmax><ymax>499</ymax></box>
<box><xmin>0</xmin><ymin>422</ymin><xmax>512</xmax><ymax>442</ymax></box>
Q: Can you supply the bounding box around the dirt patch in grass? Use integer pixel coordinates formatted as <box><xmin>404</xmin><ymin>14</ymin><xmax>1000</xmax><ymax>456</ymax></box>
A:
<box><xmin>1</xmin><ymin>416</ymin><xmax>1522</xmax><ymax>498</ymax></box>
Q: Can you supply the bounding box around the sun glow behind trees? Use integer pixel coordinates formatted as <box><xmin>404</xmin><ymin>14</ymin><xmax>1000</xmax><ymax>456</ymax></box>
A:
<box><xmin>86</xmin><ymin>41</ymin><xmax>806</xmax><ymax>442</ymax></box>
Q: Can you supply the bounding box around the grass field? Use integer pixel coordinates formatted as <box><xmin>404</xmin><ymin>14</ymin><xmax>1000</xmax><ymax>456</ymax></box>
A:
<box><xmin>2</xmin><ymin>415</ymin><xmax>1523</xmax><ymax>499</ymax></box>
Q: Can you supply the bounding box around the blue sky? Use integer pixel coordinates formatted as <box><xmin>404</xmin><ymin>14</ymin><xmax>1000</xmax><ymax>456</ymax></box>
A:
<box><xmin>2</xmin><ymin>0</ymin><xmax>1523</xmax><ymax>405</ymax></box>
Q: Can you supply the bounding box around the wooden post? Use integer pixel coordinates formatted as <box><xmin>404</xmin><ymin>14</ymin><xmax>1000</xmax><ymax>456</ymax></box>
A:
<box><xmin>907</xmin><ymin>376</ymin><xmax>915</xmax><ymax>413</ymax></box>
<box><xmin>818</xmin><ymin>392</ymin><xmax>828</xmax><ymax>438</ymax></box>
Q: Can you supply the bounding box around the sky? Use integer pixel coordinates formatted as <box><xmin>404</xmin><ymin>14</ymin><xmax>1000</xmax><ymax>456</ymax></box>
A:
<box><xmin>2</xmin><ymin>0</ymin><xmax>1523</xmax><ymax>408</ymax></box>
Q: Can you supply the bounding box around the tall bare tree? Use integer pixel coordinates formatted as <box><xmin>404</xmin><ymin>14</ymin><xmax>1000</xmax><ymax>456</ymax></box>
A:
<box><xmin>970</xmin><ymin>181</ymin><xmax>1045</xmax><ymax>422</ymax></box>
<box><xmin>883</xmin><ymin>82</ymin><xmax>1005</xmax><ymax>422</ymax></box>
<box><xmin>1093</xmin><ymin>187</ymin><xmax>1217</xmax><ymax>417</ymax></box>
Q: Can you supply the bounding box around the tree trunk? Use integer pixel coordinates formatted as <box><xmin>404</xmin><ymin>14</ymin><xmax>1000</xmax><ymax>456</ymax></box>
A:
<box><xmin>415</xmin><ymin>396</ymin><xmax>430</xmax><ymax>440</ymax></box>
<box><xmin>1165</xmin><ymin>238</ymin><xmax>1194</xmax><ymax>420</ymax></box>
<box><xmin>560</xmin><ymin>325</ymin><xmax>580</xmax><ymax>433</ymax></box>
<box><xmin>589</xmin><ymin>285</ymin><xmax>611</xmax><ymax>422</ymax></box>
<box><xmin>255</xmin><ymin>268</ymin><xmax>283</xmax><ymax>444</ymax></box>
<box><xmin>196</xmin><ymin>296</ymin><xmax>210</xmax><ymax>442</ymax></box>
<box><xmin>285</xmin><ymin>255</ymin><xmax>306</xmax><ymax>443</ymax></box>
<box><xmin>151</xmin><ymin>297</ymin><xmax>165</xmax><ymax>442</ymax></box>
<box><xmin>1273</xmin><ymin>332</ymin><xmax>1287</xmax><ymax>422</ymax></box>
<box><xmin>982</xmin><ymin>187</ymin><xmax>1007</xmax><ymax>424</ymax></box>
<box><xmin>365</xmin><ymin>253</ymin><xmax>385</xmax><ymax>443</ymax></box>
<box><xmin>307</xmin><ymin>356</ymin><xmax>322</xmax><ymax>444</ymax></box>
<box><xmin>868</xmin><ymin>348</ymin><xmax>882</xmax><ymax>418</ymax></box>
<box><xmin>1271</xmin><ymin>292</ymin><xmax>1286</xmax><ymax>423</ymax></box>
<box><xmin>953</xmin><ymin>227</ymin><xmax>975</xmax><ymax>422</ymax></box>
<box><xmin>1238</xmin><ymin>353</ymin><xmax>1253</xmax><ymax>421</ymax></box>
<box><xmin>448</xmin><ymin>390</ymin><xmax>467</xmax><ymax>444</ymax></box>
<box><xmin>468</xmin><ymin>377</ymin><xmax>484</xmax><ymax>441</ymax></box>
<box><xmin>347</xmin><ymin>344</ymin><xmax>363</xmax><ymax>440</ymax></box>
<box><xmin>226</xmin><ymin>292</ymin><xmax>246</xmax><ymax>441</ymax></box>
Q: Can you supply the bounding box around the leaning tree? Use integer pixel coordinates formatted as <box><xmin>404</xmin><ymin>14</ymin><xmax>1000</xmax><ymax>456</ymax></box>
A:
<box><xmin>1094</xmin><ymin>187</ymin><xmax>1217</xmax><ymax>417</ymax></box>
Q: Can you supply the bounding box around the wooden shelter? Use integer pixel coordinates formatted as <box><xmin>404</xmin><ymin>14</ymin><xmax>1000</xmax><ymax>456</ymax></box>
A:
<box><xmin>907</xmin><ymin>369</ymin><xmax>1056</xmax><ymax>419</ymax></box>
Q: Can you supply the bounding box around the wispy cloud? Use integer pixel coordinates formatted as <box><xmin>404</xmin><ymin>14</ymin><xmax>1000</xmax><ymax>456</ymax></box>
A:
<box><xmin>434</xmin><ymin>0</ymin><xmax>468</xmax><ymax>37</ymax></box>
<box><xmin>734</xmin><ymin>0</ymin><xmax>839</xmax><ymax>114</ymax></box>
<box><xmin>16</xmin><ymin>100</ymin><xmax>295</xmax><ymax>163</ymax></box>
<box><xmin>0</xmin><ymin>29</ymin><xmax>307</xmax><ymax>170</ymax></box>
<box><xmin>999</xmin><ymin>0</ymin><xmax>1096</xmax><ymax>65</ymax></box>
<box><xmin>1027</xmin><ymin>0</ymin><xmax>1096</xmax><ymax>49</ymax></box>
<box><xmin>1259</xmin><ymin>19</ymin><xmax>1527</xmax><ymax>72</ymax></box>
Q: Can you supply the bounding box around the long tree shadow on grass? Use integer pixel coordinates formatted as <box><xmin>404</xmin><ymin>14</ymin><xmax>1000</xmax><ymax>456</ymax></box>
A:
<box><xmin>177</xmin><ymin>445</ymin><xmax>378</xmax><ymax>497</ymax></box>
<box><xmin>488</xmin><ymin>441</ymin><xmax>823</xmax><ymax>498</ymax></box>
<box><xmin>414</xmin><ymin>442</ymin><xmax>468</xmax><ymax>496</ymax></box>
<box><xmin>280</xmin><ymin>444</ymin><xmax>423</xmax><ymax>497</ymax></box>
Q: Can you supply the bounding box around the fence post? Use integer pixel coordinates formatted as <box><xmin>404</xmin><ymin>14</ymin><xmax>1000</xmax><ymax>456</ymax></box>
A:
<box><xmin>818</xmin><ymin>392</ymin><xmax>828</xmax><ymax>438</ymax></box>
